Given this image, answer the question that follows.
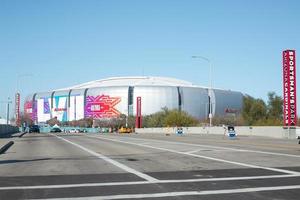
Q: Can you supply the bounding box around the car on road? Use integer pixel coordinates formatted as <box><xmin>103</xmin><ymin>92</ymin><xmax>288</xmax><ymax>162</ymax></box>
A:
<box><xmin>118</xmin><ymin>127</ymin><xmax>132</xmax><ymax>134</ymax></box>
<box><xmin>69</xmin><ymin>128</ymin><xmax>80</xmax><ymax>133</ymax></box>
<box><xmin>176</xmin><ymin>127</ymin><xmax>184</xmax><ymax>135</ymax></box>
<box><xmin>227</xmin><ymin>126</ymin><xmax>237</xmax><ymax>138</ymax></box>
<box><xmin>29</xmin><ymin>125</ymin><xmax>40</xmax><ymax>133</ymax></box>
<box><xmin>50</xmin><ymin>127</ymin><xmax>62</xmax><ymax>133</ymax></box>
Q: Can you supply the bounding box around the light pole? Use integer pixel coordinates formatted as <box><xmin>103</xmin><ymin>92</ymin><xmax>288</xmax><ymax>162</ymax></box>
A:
<box><xmin>192</xmin><ymin>55</ymin><xmax>213</xmax><ymax>127</ymax></box>
<box><xmin>0</xmin><ymin>98</ymin><xmax>12</xmax><ymax>124</ymax></box>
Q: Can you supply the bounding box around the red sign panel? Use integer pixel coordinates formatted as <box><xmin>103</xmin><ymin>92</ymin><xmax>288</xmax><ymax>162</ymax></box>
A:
<box><xmin>283</xmin><ymin>50</ymin><xmax>297</xmax><ymax>126</ymax></box>
<box><xmin>15</xmin><ymin>93</ymin><xmax>20</xmax><ymax>126</ymax></box>
<box><xmin>135</xmin><ymin>97</ymin><xmax>142</xmax><ymax>128</ymax></box>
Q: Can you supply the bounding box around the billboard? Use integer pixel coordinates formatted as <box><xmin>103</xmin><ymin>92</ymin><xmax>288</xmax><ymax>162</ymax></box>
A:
<box><xmin>24</xmin><ymin>100</ymin><xmax>37</xmax><ymax>122</ymax></box>
<box><xmin>37</xmin><ymin>97</ymin><xmax>52</xmax><ymax>123</ymax></box>
<box><xmin>52</xmin><ymin>95</ymin><xmax>68</xmax><ymax>122</ymax></box>
<box><xmin>283</xmin><ymin>50</ymin><xmax>297</xmax><ymax>126</ymax></box>
<box><xmin>85</xmin><ymin>95</ymin><xmax>121</xmax><ymax>118</ymax></box>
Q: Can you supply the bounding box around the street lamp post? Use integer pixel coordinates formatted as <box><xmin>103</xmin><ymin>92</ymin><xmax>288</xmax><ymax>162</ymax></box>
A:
<box><xmin>0</xmin><ymin>98</ymin><xmax>13</xmax><ymax>124</ymax></box>
<box><xmin>6</xmin><ymin>97</ymin><xmax>12</xmax><ymax>125</ymax></box>
<box><xmin>192</xmin><ymin>55</ymin><xmax>213</xmax><ymax>127</ymax></box>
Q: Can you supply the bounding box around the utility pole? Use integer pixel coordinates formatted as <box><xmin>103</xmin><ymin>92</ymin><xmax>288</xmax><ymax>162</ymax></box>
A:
<box><xmin>0</xmin><ymin>97</ymin><xmax>13</xmax><ymax>124</ymax></box>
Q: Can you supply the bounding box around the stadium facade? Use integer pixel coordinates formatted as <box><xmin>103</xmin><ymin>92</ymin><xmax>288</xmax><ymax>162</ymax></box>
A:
<box><xmin>24</xmin><ymin>76</ymin><xmax>243</xmax><ymax>123</ymax></box>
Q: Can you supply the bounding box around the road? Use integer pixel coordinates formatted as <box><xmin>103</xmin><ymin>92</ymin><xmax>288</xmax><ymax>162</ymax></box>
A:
<box><xmin>0</xmin><ymin>132</ymin><xmax>300</xmax><ymax>199</ymax></box>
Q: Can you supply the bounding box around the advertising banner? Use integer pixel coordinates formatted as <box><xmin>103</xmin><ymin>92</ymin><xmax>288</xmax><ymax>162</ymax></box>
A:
<box><xmin>52</xmin><ymin>95</ymin><xmax>68</xmax><ymax>122</ymax></box>
<box><xmin>283</xmin><ymin>50</ymin><xmax>297</xmax><ymax>126</ymax></box>
<box><xmin>85</xmin><ymin>95</ymin><xmax>121</xmax><ymax>118</ymax></box>
<box><xmin>37</xmin><ymin>97</ymin><xmax>51</xmax><ymax>122</ymax></box>
<box><xmin>24</xmin><ymin>100</ymin><xmax>37</xmax><ymax>122</ymax></box>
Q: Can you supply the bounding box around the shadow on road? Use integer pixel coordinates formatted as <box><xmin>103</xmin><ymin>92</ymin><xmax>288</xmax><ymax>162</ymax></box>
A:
<box><xmin>0</xmin><ymin>158</ymin><xmax>52</xmax><ymax>164</ymax></box>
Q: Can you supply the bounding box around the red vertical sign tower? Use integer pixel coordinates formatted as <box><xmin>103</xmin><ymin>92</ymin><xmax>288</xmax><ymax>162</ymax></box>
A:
<box><xmin>135</xmin><ymin>97</ymin><xmax>142</xmax><ymax>128</ymax></box>
<box><xmin>283</xmin><ymin>50</ymin><xmax>297</xmax><ymax>126</ymax></box>
<box><xmin>15</xmin><ymin>93</ymin><xmax>20</xmax><ymax>126</ymax></box>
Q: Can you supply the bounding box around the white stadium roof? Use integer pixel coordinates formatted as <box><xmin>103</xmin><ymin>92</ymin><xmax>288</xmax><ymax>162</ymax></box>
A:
<box><xmin>56</xmin><ymin>76</ymin><xmax>198</xmax><ymax>91</ymax></box>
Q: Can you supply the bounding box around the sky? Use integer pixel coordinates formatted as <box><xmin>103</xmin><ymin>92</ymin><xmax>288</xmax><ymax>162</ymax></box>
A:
<box><xmin>0</xmin><ymin>0</ymin><xmax>299</xmax><ymax>118</ymax></box>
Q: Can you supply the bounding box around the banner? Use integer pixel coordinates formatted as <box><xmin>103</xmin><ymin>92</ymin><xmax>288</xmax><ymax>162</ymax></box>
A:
<box><xmin>85</xmin><ymin>95</ymin><xmax>121</xmax><ymax>118</ymax></box>
<box><xmin>283</xmin><ymin>50</ymin><xmax>297</xmax><ymax>126</ymax></box>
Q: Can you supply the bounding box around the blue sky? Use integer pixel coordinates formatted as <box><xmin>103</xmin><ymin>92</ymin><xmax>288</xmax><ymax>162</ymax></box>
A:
<box><xmin>0</xmin><ymin>0</ymin><xmax>299</xmax><ymax>118</ymax></box>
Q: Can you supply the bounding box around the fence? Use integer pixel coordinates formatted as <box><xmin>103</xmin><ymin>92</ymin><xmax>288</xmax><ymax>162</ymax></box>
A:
<box><xmin>0</xmin><ymin>125</ymin><xmax>19</xmax><ymax>138</ymax></box>
<box><xmin>136</xmin><ymin>126</ymin><xmax>299</xmax><ymax>139</ymax></box>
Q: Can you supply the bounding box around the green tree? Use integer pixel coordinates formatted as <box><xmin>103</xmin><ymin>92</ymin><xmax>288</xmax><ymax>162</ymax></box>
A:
<box><xmin>250</xmin><ymin>99</ymin><xmax>267</xmax><ymax>123</ymax></box>
<box><xmin>267</xmin><ymin>92</ymin><xmax>283</xmax><ymax>120</ymax></box>
<box><xmin>143</xmin><ymin>108</ymin><xmax>198</xmax><ymax>127</ymax></box>
<box><xmin>242</xmin><ymin>95</ymin><xmax>267</xmax><ymax>125</ymax></box>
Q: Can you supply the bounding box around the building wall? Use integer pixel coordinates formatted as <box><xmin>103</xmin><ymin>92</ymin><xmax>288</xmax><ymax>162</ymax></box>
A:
<box><xmin>210</xmin><ymin>89</ymin><xmax>243</xmax><ymax>117</ymax></box>
<box><xmin>180</xmin><ymin>87</ymin><xmax>209</xmax><ymax>119</ymax></box>
<box><xmin>133</xmin><ymin>86</ymin><xmax>179</xmax><ymax>116</ymax></box>
<box><xmin>25</xmin><ymin>85</ymin><xmax>244</xmax><ymax>123</ymax></box>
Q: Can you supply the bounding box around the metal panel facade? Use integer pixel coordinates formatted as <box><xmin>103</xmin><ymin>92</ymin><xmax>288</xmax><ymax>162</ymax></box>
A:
<box><xmin>180</xmin><ymin>87</ymin><xmax>209</xmax><ymax>119</ymax></box>
<box><xmin>133</xmin><ymin>86</ymin><xmax>179</xmax><ymax>116</ymax></box>
<box><xmin>210</xmin><ymin>89</ymin><xmax>243</xmax><ymax>117</ymax></box>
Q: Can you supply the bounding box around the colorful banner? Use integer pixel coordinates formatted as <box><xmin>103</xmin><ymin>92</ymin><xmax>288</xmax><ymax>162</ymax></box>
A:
<box><xmin>37</xmin><ymin>97</ymin><xmax>51</xmax><ymax>122</ymax></box>
<box><xmin>283</xmin><ymin>50</ymin><xmax>297</xmax><ymax>126</ymax></box>
<box><xmin>85</xmin><ymin>95</ymin><xmax>121</xmax><ymax>118</ymax></box>
<box><xmin>52</xmin><ymin>95</ymin><xmax>68</xmax><ymax>122</ymax></box>
<box><xmin>24</xmin><ymin>100</ymin><xmax>37</xmax><ymax>122</ymax></box>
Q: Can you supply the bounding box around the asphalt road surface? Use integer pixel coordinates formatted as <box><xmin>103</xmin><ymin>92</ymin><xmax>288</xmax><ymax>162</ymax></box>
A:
<box><xmin>0</xmin><ymin>132</ymin><xmax>300</xmax><ymax>199</ymax></box>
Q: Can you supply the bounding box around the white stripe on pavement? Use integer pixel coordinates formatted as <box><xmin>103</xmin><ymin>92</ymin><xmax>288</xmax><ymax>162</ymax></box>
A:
<box><xmin>113</xmin><ymin>136</ymin><xmax>300</xmax><ymax>158</ymax></box>
<box><xmin>50</xmin><ymin>134</ymin><xmax>158</xmax><ymax>182</ymax></box>
<box><xmin>1</xmin><ymin>174</ymin><xmax>298</xmax><ymax>191</ymax></box>
<box><xmin>30</xmin><ymin>184</ymin><xmax>300</xmax><ymax>200</ymax></box>
<box><xmin>88</xmin><ymin>135</ymin><xmax>300</xmax><ymax>175</ymax></box>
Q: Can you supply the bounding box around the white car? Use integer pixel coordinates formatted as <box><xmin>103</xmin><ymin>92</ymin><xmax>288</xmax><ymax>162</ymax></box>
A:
<box><xmin>69</xmin><ymin>129</ymin><xmax>80</xmax><ymax>133</ymax></box>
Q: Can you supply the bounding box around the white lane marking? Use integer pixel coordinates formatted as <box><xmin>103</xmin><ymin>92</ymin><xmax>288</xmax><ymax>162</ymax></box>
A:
<box><xmin>31</xmin><ymin>185</ymin><xmax>300</xmax><ymax>200</ymax></box>
<box><xmin>88</xmin><ymin>135</ymin><xmax>300</xmax><ymax>175</ymax></box>
<box><xmin>184</xmin><ymin>149</ymin><xmax>206</xmax><ymax>154</ymax></box>
<box><xmin>113</xmin><ymin>135</ymin><xmax>300</xmax><ymax>158</ymax></box>
<box><xmin>1</xmin><ymin>174</ymin><xmax>298</xmax><ymax>191</ymax></box>
<box><xmin>50</xmin><ymin>134</ymin><xmax>158</xmax><ymax>182</ymax></box>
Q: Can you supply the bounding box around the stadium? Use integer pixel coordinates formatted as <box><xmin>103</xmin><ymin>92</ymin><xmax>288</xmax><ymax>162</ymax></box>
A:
<box><xmin>24</xmin><ymin>76</ymin><xmax>244</xmax><ymax>123</ymax></box>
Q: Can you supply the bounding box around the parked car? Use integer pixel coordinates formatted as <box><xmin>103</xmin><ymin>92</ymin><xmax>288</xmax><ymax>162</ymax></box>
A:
<box><xmin>29</xmin><ymin>125</ymin><xmax>40</xmax><ymax>133</ymax></box>
<box><xmin>69</xmin><ymin>129</ymin><xmax>80</xmax><ymax>133</ymax></box>
<box><xmin>50</xmin><ymin>127</ymin><xmax>62</xmax><ymax>133</ymax></box>
<box><xmin>118</xmin><ymin>127</ymin><xmax>132</xmax><ymax>134</ymax></box>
